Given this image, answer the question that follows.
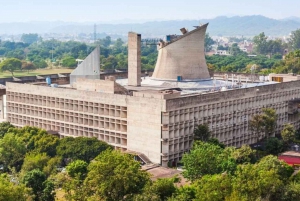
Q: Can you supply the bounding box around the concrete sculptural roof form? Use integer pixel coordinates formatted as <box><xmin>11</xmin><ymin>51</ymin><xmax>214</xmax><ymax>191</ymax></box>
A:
<box><xmin>70</xmin><ymin>46</ymin><xmax>101</xmax><ymax>85</ymax></box>
<box><xmin>152</xmin><ymin>23</ymin><xmax>210</xmax><ymax>81</ymax></box>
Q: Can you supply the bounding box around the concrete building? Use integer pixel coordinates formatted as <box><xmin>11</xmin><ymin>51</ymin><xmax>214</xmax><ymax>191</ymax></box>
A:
<box><xmin>5</xmin><ymin>24</ymin><xmax>300</xmax><ymax>167</ymax></box>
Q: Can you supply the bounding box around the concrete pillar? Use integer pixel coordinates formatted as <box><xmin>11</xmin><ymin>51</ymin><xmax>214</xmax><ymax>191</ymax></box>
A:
<box><xmin>128</xmin><ymin>32</ymin><xmax>141</xmax><ymax>86</ymax></box>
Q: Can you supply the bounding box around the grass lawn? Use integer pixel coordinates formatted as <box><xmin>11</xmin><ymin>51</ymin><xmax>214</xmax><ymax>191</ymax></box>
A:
<box><xmin>0</xmin><ymin>68</ymin><xmax>73</xmax><ymax>78</ymax></box>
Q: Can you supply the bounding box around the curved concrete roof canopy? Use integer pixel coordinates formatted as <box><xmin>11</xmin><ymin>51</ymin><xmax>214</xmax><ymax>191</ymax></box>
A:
<box><xmin>152</xmin><ymin>23</ymin><xmax>210</xmax><ymax>81</ymax></box>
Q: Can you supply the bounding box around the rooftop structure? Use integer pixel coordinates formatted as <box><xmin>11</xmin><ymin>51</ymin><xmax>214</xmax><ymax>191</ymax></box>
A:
<box><xmin>70</xmin><ymin>46</ymin><xmax>100</xmax><ymax>85</ymax></box>
<box><xmin>152</xmin><ymin>23</ymin><xmax>210</xmax><ymax>81</ymax></box>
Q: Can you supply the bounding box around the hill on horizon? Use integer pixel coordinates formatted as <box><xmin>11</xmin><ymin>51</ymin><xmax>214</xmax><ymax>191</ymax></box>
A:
<box><xmin>0</xmin><ymin>15</ymin><xmax>300</xmax><ymax>38</ymax></box>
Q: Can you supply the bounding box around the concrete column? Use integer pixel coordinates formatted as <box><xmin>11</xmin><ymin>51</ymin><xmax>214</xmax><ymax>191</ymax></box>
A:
<box><xmin>128</xmin><ymin>32</ymin><xmax>141</xmax><ymax>86</ymax></box>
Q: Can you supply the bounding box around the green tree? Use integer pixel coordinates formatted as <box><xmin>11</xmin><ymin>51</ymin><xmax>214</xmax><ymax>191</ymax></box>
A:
<box><xmin>0</xmin><ymin>121</ymin><xmax>14</xmax><ymax>139</ymax></box>
<box><xmin>56</xmin><ymin>137</ymin><xmax>112</xmax><ymax>163</ymax></box>
<box><xmin>265</xmin><ymin>137</ymin><xmax>284</xmax><ymax>155</ymax></box>
<box><xmin>0</xmin><ymin>133</ymin><xmax>26</xmax><ymax>171</ymax></box>
<box><xmin>21</xmin><ymin>152</ymin><xmax>50</xmax><ymax>176</ymax></box>
<box><xmin>22</xmin><ymin>169</ymin><xmax>47</xmax><ymax>201</ymax></box>
<box><xmin>66</xmin><ymin>160</ymin><xmax>88</xmax><ymax>179</ymax></box>
<box><xmin>84</xmin><ymin>150</ymin><xmax>150</xmax><ymax>201</ymax></box>
<box><xmin>290</xmin><ymin>29</ymin><xmax>300</xmax><ymax>50</ymax></box>
<box><xmin>231</xmin><ymin>145</ymin><xmax>257</xmax><ymax>164</ymax></box>
<box><xmin>143</xmin><ymin>178</ymin><xmax>177</xmax><ymax>201</ymax></box>
<box><xmin>0</xmin><ymin>58</ymin><xmax>22</xmax><ymax>76</ymax></box>
<box><xmin>21</xmin><ymin>61</ymin><xmax>37</xmax><ymax>73</ymax></box>
<box><xmin>257</xmin><ymin>155</ymin><xmax>294</xmax><ymax>182</ymax></box>
<box><xmin>194</xmin><ymin>174</ymin><xmax>232</xmax><ymax>201</ymax></box>
<box><xmin>168</xmin><ymin>185</ymin><xmax>196</xmax><ymax>201</ymax></box>
<box><xmin>230</xmin><ymin>163</ymin><xmax>283</xmax><ymax>201</ymax></box>
<box><xmin>40</xmin><ymin>180</ymin><xmax>55</xmax><ymax>201</ymax></box>
<box><xmin>253</xmin><ymin>32</ymin><xmax>268</xmax><ymax>55</ymax></box>
<box><xmin>182</xmin><ymin>142</ymin><xmax>232</xmax><ymax>181</ymax></box>
<box><xmin>61</xmin><ymin>56</ymin><xmax>77</xmax><ymax>68</ymax></box>
<box><xmin>205</xmin><ymin>33</ymin><xmax>214</xmax><ymax>52</ymax></box>
<box><xmin>21</xmin><ymin>33</ymin><xmax>39</xmax><ymax>44</ymax></box>
<box><xmin>281</xmin><ymin>123</ymin><xmax>296</xmax><ymax>144</ymax></box>
<box><xmin>249</xmin><ymin>108</ymin><xmax>277</xmax><ymax>141</ymax></box>
<box><xmin>0</xmin><ymin>174</ymin><xmax>32</xmax><ymax>201</ymax></box>
<box><xmin>193</xmin><ymin>124</ymin><xmax>211</xmax><ymax>142</ymax></box>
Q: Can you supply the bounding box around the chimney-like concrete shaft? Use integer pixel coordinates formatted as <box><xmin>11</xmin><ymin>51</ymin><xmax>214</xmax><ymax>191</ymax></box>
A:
<box><xmin>128</xmin><ymin>32</ymin><xmax>141</xmax><ymax>86</ymax></box>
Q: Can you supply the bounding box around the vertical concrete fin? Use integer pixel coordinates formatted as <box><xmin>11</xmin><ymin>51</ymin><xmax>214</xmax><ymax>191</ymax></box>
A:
<box><xmin>70</xmin><ymin>46</ymin><xmax>101</xmax><ymax>85</ymax></box>
<box><xmin>128</xmin><ymin>32</ymin><xmax>141</xmax><ymax>86</ymax></box>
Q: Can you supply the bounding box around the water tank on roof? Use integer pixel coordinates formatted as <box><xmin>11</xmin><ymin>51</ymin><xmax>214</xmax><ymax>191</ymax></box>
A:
<box><xmin>46</xmin><ymin>77</ymin><xmax>51</xmax><ymax>85</ymax></box>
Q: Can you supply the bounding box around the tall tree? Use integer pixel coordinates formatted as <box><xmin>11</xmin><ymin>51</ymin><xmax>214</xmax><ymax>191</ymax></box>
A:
<box><xmin>0</xmin><ymin>58</ymin><xmax>22</xmax><ymax>76</ymax></box>
<box><xmin>205</xmin><ymin>33</ymin><xmax>214</xmax><ymax>52</ymax></box>
<box><xmin>281</xmin><ymin>124</ymin><xmax>296</xmax><ymax>145</ymax></box>
<box><xmin>0</xmin><ymin>133</ymin><xmax>26</xmax><ymax>171</ymax></box>
<box><xmin>290</xmin><ymin>29</ymin><xmax>300</xmax><ymax>50</ymax></box>
<box><xmin>182</xmin><ymin>142</ymin><xmax>234</xmax><ymax>181</ymax></box>
<box><xmin>193</xmin><ymin>124</ymin><xmax>211</xmax><ymax>142</ymax></box>
<box><xmin>253</xmin><ymin>32</ymin><xmax>268</xmax><ymax>55</ymax></box>
<box><xmin>84</xmin><ymin>150</ymin><xmax>150</xmax><ymax>201</ymax></box>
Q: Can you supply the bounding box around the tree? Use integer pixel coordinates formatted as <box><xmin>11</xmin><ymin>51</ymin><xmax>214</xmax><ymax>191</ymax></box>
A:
<box><xmin>231</xmin><ymin>145</ymin><xmax>257</xmax><ymax>164</ymax></box>
<box><xmin>205</xmin><ymin>33</ymin><xmax>214</xmax><ymax>52</ymax></box>
<box><xmin>257</xmin><ymin>155</ymin><xmax>294</xmax><ymax>182</ymax></box>
<box><xmin>0</xmin><ymin>58</ymin><xmax>22</xmax><ymax>76</ymax></box>
<box><xmin>22</xmin><ymin>169</ymin><xmax>47</xmax><ymax>201</ymax></box>
<box><xmin>0</xmin><ymin>121</ymin><xmax>14</xmax><ymax>139</ymax></box>
<box><xmin>193</xmin><ymin>124</ymin><xmax>211</xmax><ymax>142</ymax></box>
<box><xmin>21</xmin><ymin>61</ymin><xmax>36</xmax><ymax>73</ymax></box>
<box><xmin>66</xmin><ymin>160</ymin><xmax>88</xmax><ymax>179</ymax></box>
<box><xmin>143</xmin><ymin>178</ymin><xmax>177</xmax><ymax>201</ymax></box>
<box><xmin>281</xmin><ymin>124</ymin><xmax>296</xmax><ymax>145</ymax></box>
<box><xmin>0</xmin><ymin>174</ymin><xmax>32</xmax><ymax>201</ymax></box>
<box><xmin>290</xmin><ymin>29</ymin><xmax>300</xmax><ymax>50</ymax></box>
<box><xmin>61</xmin><ymin>56</ymin><xmax>77</xmax><ymax>68</ymax></box>
<box><xmin>168</xmin><ymin>185</ymin><xmax>196</xmax><ymax>201</ymax></box>
<box><xmin>182</xmin><ymin>142</ymin><xmax>233</xmax><ymax>181</ymax></box>
<box><xmin>249</xmin><ymin>108</ymin><xmax>277</xmax><ymax>141</ymax></box>
<box><xmin>253</xmin><ymin>32</ymin><xmax>268</xmax><ymax>55</ymax></box>
<box><xmin>265</xmin><ymin>137</ymin><xmax>284</xmax><ymax>155</ymax></box>
<box><xmin>282</xmin><ymin>182</ymin><xmax>300</xmax><ymax>201</ymax></box>
<box><xmin>194</xmin><ymin>174</ymin><xmax>232</xmax><ymax>201</ymax></box>
<box><xmin>230</xmin><ymin>163</ymin><xmax>283</xmax><ymax>201</ymax></box>
<box><xmin>84</xmin><ymin>150</ymin><xmax>150</xmax><ymax>201</ymax></box>
<box><xmin>56</xmin><ymin>137</ymin><xmax>112</xmax><ymax>163</ymax></box>
<box><xmin>33</xmin><ymin>58</ymin><xmax>48</xmax><ymax>69</ymax></box>
<box><xmin>21</xmin><ymin>33</ymin><xmax>39</xmax><ymax>44</ymax></box>
<box><xmin>21</xmin><ymin>152</ymin><xmax>50</xmax><ymax>176</ymax></box>
<box><xmin>0</xmin><ymin>133</ymin><xmax>26</xmax><ymax>171</ymax></box>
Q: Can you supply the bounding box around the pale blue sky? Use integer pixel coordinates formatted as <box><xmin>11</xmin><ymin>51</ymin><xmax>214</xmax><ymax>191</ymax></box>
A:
<box><xmin>0</xmin><ymin>0</ymin><xmax>299</xmax><ymax>23</ymax></box>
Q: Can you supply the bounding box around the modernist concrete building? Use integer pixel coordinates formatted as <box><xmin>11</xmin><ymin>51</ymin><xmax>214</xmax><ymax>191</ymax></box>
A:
<box><xmin>5</xmin><ymin>26</ymin><xmax>300</xmax><ymax>167</ymax></box>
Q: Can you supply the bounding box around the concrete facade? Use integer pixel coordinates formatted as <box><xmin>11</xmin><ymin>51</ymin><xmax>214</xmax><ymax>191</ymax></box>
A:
<box><xmin>152</xmin><ymin>24</ymin><xmax>211</xmax><ymax>81</ymax></box>
<box><xmin>6</xmin><ymin>80</ymin><xmax>300</xmax><ymax>166</ymax></box>
<box><xmin>128</xmin><ymin>32</ymin><xmax>141</xmax><ymax>86</ymax></box>
<box><xmin>70</xmin><ymin>46</ymin><xmax>100</xmax><ymax>85</ymax></box>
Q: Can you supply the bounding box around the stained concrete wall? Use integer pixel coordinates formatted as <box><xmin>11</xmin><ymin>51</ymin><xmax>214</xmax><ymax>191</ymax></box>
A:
<box><xmin>127</xmin><ymin>92</ymin><xmax>166</xmax><ymax>164</ymax></box>
<box><xmin>128</xmin><ymin>32</ymin><xmax>141</xmax><ymax>86</ymax></box>
<box><xmin>152</xmin><ymin>24</ymin><xmax>211</xmax><ymax>81</ymax></box>
<box><xmin>70</xmin><ymin>47</ymin><xmax>100</xmax><ymax>85</ymax></box>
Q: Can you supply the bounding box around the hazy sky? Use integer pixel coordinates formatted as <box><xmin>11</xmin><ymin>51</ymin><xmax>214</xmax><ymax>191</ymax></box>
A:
<box><xmin>0</xmin><ymin>0</ymin><xmax>299</xmax><ymax>23</ymax></box>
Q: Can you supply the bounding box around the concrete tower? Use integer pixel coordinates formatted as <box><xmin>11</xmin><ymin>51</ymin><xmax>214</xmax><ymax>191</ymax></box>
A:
<box><xmin>152</xmin><ymin>23</ymin><xmax>210</xmax><ymax>81</ymax></box>
<box><xmin>128</xmin><ymin>32</ymin><xmax>141</xmax><ymax>86</ymax></box>
<box><xmin>70</xmin><ymin>46</ymin><xmax>100</xmax><ymax>85</ymax></box>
